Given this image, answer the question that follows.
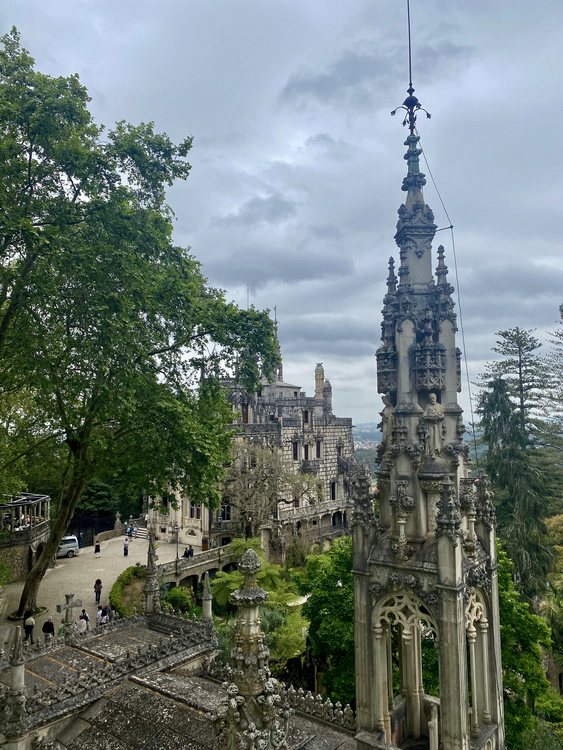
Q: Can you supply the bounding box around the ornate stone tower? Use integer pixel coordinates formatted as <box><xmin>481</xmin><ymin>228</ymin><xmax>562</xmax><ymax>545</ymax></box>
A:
<box><xmin>352</xmin><ymin>86</ymin><xmax>505</xmax><ymax>750</ymax></box>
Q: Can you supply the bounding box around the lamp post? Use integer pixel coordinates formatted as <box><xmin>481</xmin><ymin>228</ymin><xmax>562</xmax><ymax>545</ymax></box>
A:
<box><xmin>174</xmin><ymin>523</ymin><xmax>180</xmax><ymax>577</ymax></box>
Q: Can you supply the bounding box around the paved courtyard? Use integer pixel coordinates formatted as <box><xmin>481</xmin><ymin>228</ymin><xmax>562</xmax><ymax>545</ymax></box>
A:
<box><xmin>0</xmin><ymin>534</ymin><xmax>191</xmax><ymax>650</ymax></box>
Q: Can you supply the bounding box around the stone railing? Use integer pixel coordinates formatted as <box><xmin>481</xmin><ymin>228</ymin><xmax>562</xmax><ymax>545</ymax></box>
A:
<box><xmin>210</xmin><ymin>520</ymin><xmax>243</xmax><ymax>535</ymax></box>
<box><xmin>204</xmin><ymin>661</ymin><xmax>355</xmax><ymax>732</ymax></box>
<box><xmin>159</xmin><ymin>546</ymin><xmax>234</xmax><ymax>578</ymax></box>
<box><xmin>279</xmin><ymin>499</ymin><xmax>352</xmax><ymax>522</ymax></box>
<box><xmin>0</xmin><ymin>519</ymin><xmax>50</xmax><ymax>546</ymax></box>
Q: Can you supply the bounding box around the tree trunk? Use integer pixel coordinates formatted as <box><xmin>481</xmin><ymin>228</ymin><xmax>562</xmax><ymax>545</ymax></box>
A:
<box><xmin>17</xmin><ymin>442</ymin><xmax>90</xmax><ymax>616</ymax></box>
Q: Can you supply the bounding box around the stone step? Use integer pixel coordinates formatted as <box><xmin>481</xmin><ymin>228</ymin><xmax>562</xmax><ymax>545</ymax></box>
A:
<box><xmin>134</xmin><ymin>528</ymin><xmax>148</xmax><ymax>539</ymax></box>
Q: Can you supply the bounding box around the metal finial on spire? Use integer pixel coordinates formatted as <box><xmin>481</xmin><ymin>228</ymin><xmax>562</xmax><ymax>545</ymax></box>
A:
<box><xmin>390</xmin><ymin>0</ymin><xmax>431</xmax><ymax>134</ymax></box>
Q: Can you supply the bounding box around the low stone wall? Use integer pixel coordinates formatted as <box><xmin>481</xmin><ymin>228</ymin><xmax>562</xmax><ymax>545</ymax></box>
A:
<box><xmin>95</xmin><ymin>528</ymin><xmax>122</xmax><ymax>543</ymax></box>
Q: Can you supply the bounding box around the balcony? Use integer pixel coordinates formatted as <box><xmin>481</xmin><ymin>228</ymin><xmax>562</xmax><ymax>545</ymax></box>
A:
<box><xmin>278</xmin><ymin>498</ymin><xmax>352</xmax><ymax>522</ymax></box>
<box><xmin>300</xmin><ymin>459</ymin><xmax>321</xmax><ymax>474</ymax></box>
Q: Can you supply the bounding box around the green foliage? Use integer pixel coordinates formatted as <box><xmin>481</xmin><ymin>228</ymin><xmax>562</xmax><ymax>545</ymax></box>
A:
<box><xmin>497</xmin><ymin>544</ymin><xmax>556</xmax><ymax>749</ymax></box>
<box><xmin>165</xmin><ymin>586</ymin><xmax>194</xmax><ymax>613</ymax></box>
<box><xmin>0</xmin><ymin>560</ymin><xmax>13</xmax><ymax>586</ymax></box>
<box><xmin>227</xmin><ymin>537</ymin><xmax>264</xmax><ymax>561</ymax></box>
<box><xmin>210</xmin><ymin>557</ymin><xmax>297</xmax><ymax>609</ymax></box>
<box><xmin>301</xmin><ymin>537</ymin><xmax>354</xmax><ymax>706</ymax></box>
<box><xmin>521</xmin><ymin>721</ymin><xmax>563</xmax><ymax>750</ymax></box>
<box><xmin>108</xmin><ymin>565</ymin><xmax>146</xmax><ymax>617</ymax></box>
<box><xmin>75</xmin><ymin>479</ymin><xmax>119</xmax><ymax>516</ymax></box>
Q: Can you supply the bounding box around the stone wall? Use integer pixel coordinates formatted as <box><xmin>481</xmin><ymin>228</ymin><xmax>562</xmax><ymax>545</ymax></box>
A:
<box><xmin>0</xmin><ymin>542</ymin><xmax>29</xmax><ymax>583</ymax></box>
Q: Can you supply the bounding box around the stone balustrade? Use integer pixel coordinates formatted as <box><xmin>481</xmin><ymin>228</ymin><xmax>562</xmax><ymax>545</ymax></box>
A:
<box><xmin>278</xmin><ymin>498</ymin><xmax>352</xmax><ymax>522</ymax></box>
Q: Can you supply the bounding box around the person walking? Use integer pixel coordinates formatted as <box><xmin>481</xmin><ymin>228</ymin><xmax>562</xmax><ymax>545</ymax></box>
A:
<box><xmin>123</xmin><ymin>537</ymin><xmax>129</xmax><ymax>557</ymax></box>
<box><xmin>57</xmin><ymin>620</ymin><xmax>65</xmax><ymax>639</ymax></box>
<box><xmin>94</xmin><ymin>579</ymin><xmax>102</xmax><ymax>604</ymax></box>
<box><xmin>42</xmin><ymin>616</ymin><xmax>55</xmax><ymax>645</ymax></box>
<box><xmin>81</xmin><ymin>609</ymin><xmax>90</xmax><ymax>630</ymax></box>
<box><xmin>76</xmin><ymin>615</ymin><xmax>87</xmax><ymax>635</ymax></box>
<box><xmin>24</xmin><ymin>613</ymin><xmax>35</xmax><ymax>644</ymax></box>
<box><xmin>94</xmin><ymin>539</ymin><xmax>101</xmax><ymax>558</ymax></box>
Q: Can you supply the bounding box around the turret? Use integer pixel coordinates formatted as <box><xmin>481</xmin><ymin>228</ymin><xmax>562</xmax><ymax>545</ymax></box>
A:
<box><xmin>315</xmin><ymin>363</ymin><xmax>324</xmax><ymax>400</ymax></box>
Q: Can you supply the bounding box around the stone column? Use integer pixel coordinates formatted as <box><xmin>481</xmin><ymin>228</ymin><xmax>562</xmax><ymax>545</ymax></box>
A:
<box><xmin>479</xmin><ymin>618</ymin><xmax>491</xmax><ymax>725</ymax></box>
<box><xmin>429</xmin><ymin>704</ymin><xmax>439</xmax><ymax>750</ymax></box>
<box><xmin>202</xmin><ymin>571</ymin><xmax>213</xmax><ymax>620</ymax></box>
<box><xmin>467</xmin><ymin>623</ymin><xmax>479</xmax><ymax>737</ymax></box>
<box><xmin>373</xmin><ymin>625</ymin><xmax>387</xmax><ymax>734</ymax></box>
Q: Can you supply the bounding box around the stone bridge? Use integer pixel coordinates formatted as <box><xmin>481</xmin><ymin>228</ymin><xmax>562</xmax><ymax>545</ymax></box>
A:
<box><xmin>158</xmin><ymin>546</ymin><xmax>236</xmax><ymax>589</ymax></box>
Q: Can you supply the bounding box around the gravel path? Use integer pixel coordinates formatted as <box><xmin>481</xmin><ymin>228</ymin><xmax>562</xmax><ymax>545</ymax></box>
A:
<box><xmin>0</xmin><ymin>534</ymin><xmax>192</xmax><ymax>646</ymax></box>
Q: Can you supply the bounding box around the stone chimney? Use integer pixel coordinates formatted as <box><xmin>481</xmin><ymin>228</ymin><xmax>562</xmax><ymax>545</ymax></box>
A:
<box><xmin>323</xmin><ymin>379</ymin><xmax>333</xmax><ymax>413</ymax></box>
<box><xmin>315</xmin><ymin>363</ymin><xmax>324</xmax><ymax>400</ymax></box>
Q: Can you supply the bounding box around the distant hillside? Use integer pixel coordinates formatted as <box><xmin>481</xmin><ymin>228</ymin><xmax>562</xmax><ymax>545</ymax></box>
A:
<box><xmin>353</xmin><ymin>422</ymin><xmax>382</xmax><ymax>447</ymax></box>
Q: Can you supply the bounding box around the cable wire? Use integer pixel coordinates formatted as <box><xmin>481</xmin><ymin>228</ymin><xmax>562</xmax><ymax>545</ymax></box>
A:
<box><xmin>417</xmin><ymin>133</ymin><xmax>481</xmax><ymax>472</ymax></box>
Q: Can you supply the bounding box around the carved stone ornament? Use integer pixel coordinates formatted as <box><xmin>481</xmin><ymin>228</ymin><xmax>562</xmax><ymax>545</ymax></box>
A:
<box><xmin>435</xmin><ymin>477</ymin><xmax>462</xmax><ymax>546</ymax></box>
<box><xmin>376</xmin><ymin>349</ymin><xmax>398</xmax><ymax>394</ymax></box>
<box><xmin>474</xmin><ymin>476</ymin><xmax>497</xmax><ymax>529</ymax></box>
<box><xmin>420</xmin><ymin>394</ymin><xmax>444</xmax><ymax>457</ymax></box>
<box><xmin>392</xmin><ymin>535</ymin><xmax>414</xmax><ymax>562</ymax></box>
<box><xmin>389</xmin><ymin>480</ymin><xmax>415</xmax><ymax>520</ymax></box>
<box><xmin>350</xmin><ymin>465</ymin><xmax>375</xmax><ymax>534</ymax></box>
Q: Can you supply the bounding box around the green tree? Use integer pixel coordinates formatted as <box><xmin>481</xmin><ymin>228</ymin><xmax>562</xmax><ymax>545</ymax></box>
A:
<box><xmin>75</xmin><ymin>479</ymin><xmax>119</xmax><ymax>516</ymax></box>
<box><xmin>0</xmin><ymin>31</ymin><xmax>279</xmax><ymax>615</ymax></box>
<box><xmin>478</xmin><ymin>378</ymin><xmax>553</xmax><ymax>599</ymax></box>
<box><xmin>479</xmin><ymin>328</ymin><xmax>547</xmax><ymax>434</ymax></box>
<box><xmin>301</xmin><ymin>536</ymin><xmax>355</xmax><ymax>705</ymax></box>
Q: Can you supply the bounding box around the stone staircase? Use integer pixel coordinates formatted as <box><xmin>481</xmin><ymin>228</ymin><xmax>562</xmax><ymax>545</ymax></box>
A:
<box><xmin>134</xmin><ymin>527</ymin><xmax>148</xmax><ymax>540</ymax></box>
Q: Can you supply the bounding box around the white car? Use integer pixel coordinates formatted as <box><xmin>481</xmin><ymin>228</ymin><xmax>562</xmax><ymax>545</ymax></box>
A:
<box><xmin>56</xmin><ymin>535</ymin><xmax>80</xmax><ymax>558</ymax></box>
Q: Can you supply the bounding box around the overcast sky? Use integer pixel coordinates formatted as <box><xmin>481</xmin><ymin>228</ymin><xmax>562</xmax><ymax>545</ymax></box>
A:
<box><xmin>3</xmin><ymin>0</ymin><xmax>563</xmax><ymax>425</ymax></box>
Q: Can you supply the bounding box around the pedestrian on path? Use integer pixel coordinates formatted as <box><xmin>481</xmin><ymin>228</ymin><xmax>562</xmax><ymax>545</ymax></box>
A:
<box><xmin>24</xmin><ymin>613</ymin><xmax>35</xmax><ymax>644</ymax></box>
<box><xmin>42</xmin><ymin>616</ymin><xmax>55</xmax><ymax>645</ymax></box>
<box><xmin>76</xmin><ymin>615</ymin><xmax>87</xmax><ymax>635</ymax></box>
<box><xmin>94</xmin><ymin>579</ymin><xmax>102</xmax><ymax>604</ymax></box>
<box><xmin>94</xmin><ymin>539</ymin><xmax>101</xmax><ymax>558</ymax></box>
<box><xmin>58</xmin><ymin>620</ymin><xmax>65</xmax><ymax>639</ymax></box>
<box><xmin>81</xmin><ymin>609</ymin><xmax>90</xmax><ymax>629</ymax></box>
<box><xmin>123</xmin><ymin>538</ymin><xmax>129</xmax><ymax>557</ymax></box>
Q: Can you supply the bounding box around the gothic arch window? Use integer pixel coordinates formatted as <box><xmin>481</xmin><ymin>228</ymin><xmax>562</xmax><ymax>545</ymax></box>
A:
<box><xmin>373</xmin><ymin>591</ymin><xmax>438</xmax><ymax>639</ymax></box>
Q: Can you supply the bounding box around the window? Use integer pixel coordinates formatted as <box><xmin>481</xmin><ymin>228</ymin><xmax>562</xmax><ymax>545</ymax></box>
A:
<box><xmin>221</xmin><ymin>504</ymin><xmax>231</xmax><ymax>521</ymax></box>
<box><xmin>337</xmin><ymin>446</ymin><xmax>342</xmax><ymax>457</ymax></box>
<box><xmin>293</xmin><ymin>442</ymin><xmax>299</xmax><ymax>461</ymax></box>
<box><xmin>303</xmin><ymin>410</ymin><xmax>309</xmax><ymax>424</ymax></box>
<box><xmin>304</xmin><ymin>444</ymin><xmax>309</xmax><ymax>461</ymax></box>
<box><xmin>316</xmin><ymin>440</ymin><xmax>322</xmax><ymax>459</ymax></box>
<box><xmin>331</xmin><ymin>482</ymin><xmax>336</xmax><ymax>501</ymax></box>
<box><xmin>294</xmin><ymin>391</ymin><xmax>298</xmax><ymax>398</ymax></box>
<box><xmin>190</xmin><ymin>501</ymin><xmax>201</xmax><ymax>520</ymax></box>
<box><xmin>293</xmin><ymin>497</ymin><xmax>300</xmax><ymax>508</ymax></box>
<box><xmin>242</xmin><ymin>404</ymin><xmax>249</xmax><ymax>424</ymax></box>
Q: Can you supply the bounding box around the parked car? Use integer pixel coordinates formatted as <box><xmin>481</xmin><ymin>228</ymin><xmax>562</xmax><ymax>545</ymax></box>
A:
<box><xmin>56</xmin><ymin>535</ymin><xmax>80</xmax><ymax>558</ymax></box>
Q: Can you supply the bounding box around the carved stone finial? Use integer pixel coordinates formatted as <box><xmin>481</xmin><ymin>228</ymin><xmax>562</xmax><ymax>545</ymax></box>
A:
<box><xmin>387</xmin><ymin>257</ymin><xmax>397</xmax><ymax>293</ymax></box>
<box><xmin>436</xmin><ymin>476</ymin><xmax>462</xmax><ymax>545</ymax></box>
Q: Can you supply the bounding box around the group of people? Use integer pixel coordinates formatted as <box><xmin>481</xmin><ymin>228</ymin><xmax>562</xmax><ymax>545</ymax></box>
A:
<box><xmin>22</xmin><ymin>576</ymin><xmax>115</xmax><ymax>646</ymax></box>
<box><xmin>23</xmin><ymin>607</ymin><xmax>92</xmax><ymax>645</ymax></box>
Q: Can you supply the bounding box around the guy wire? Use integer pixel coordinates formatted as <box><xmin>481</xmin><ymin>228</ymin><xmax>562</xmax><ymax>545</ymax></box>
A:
<box><xmin>417</xmin><ymin>132</ymin><xmax>481</xmax><ymax>473</ymax></box>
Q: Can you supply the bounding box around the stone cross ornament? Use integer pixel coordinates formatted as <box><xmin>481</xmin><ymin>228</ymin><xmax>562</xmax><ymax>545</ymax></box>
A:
<box><xmin>56</xmin><ymin>593</ymin><xmax>83</xmax><ymax>624</ymax></box>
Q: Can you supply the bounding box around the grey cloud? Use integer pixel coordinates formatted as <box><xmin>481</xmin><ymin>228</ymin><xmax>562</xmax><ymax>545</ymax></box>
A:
<box><xmin>204</xmin><ymin>247</ymin><xmax>354</xmax><ymax>290</ymax></box>
<box><xmin>211</xmin><ymin>193</ymin><xmax>298</xmax><ymax>228</ymax></box>
<box><xmin>310</xmin><ymin>224</ymin><xmax>343</xmax><ymax>241</ymax></box>
<box><xmin>280</xmin><ymin>41</ymin><xmax>471</xmax><ymax>108</ymax></box>
<box><xmin>305</xmin><ymin>132</ymin><xmax>353</xmax><ymax>160</ymax></box>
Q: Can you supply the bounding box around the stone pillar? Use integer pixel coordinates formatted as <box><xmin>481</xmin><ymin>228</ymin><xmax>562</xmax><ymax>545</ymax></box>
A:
<box><xmin>355</xmin><ymin>573</ymin><xmax>375</xmax><ymax>732</ymax></box>
<box><xmin>202</xmin><ymin>571</ymin><xmax>213</xmax><ymax>620</ymax></box>
<box><xmin>143</xmin><ymin>528</ymin><xmax>160</xmax><ymax>615</ymax></box>
<box><xmin>429</xmin><ymin>704</ymin><xmax>439</xmax><ymax>750</ymax></box>
<box><xmin>479</xmin><ymin>618</ymin><xmax>492</xmax><ymax>725</ymax></box>
<box><xmin>10</xmin><ymin>627</ymin><xmax>25</xmax><ymax>696</ymax></box>
<box><xmin>374</xmin><ymin>625</ymin><xmax>387</xmax><ymax>734</ymax></box>
<box><xmin>467</xmin><ymin>623</ymin><xmax>479</xmax><ymax>737</ymax></box>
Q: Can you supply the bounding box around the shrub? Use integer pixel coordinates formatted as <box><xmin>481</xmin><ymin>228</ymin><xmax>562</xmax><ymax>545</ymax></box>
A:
<box><xmin>165</xmin><ymin>586</ymin><xmax>194</xmax><ymax>613</ymax></box>
<box><xmin>109</xmin><ymin>565</ymin><xmax>146</xmax><ymax>617</ymax></box>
